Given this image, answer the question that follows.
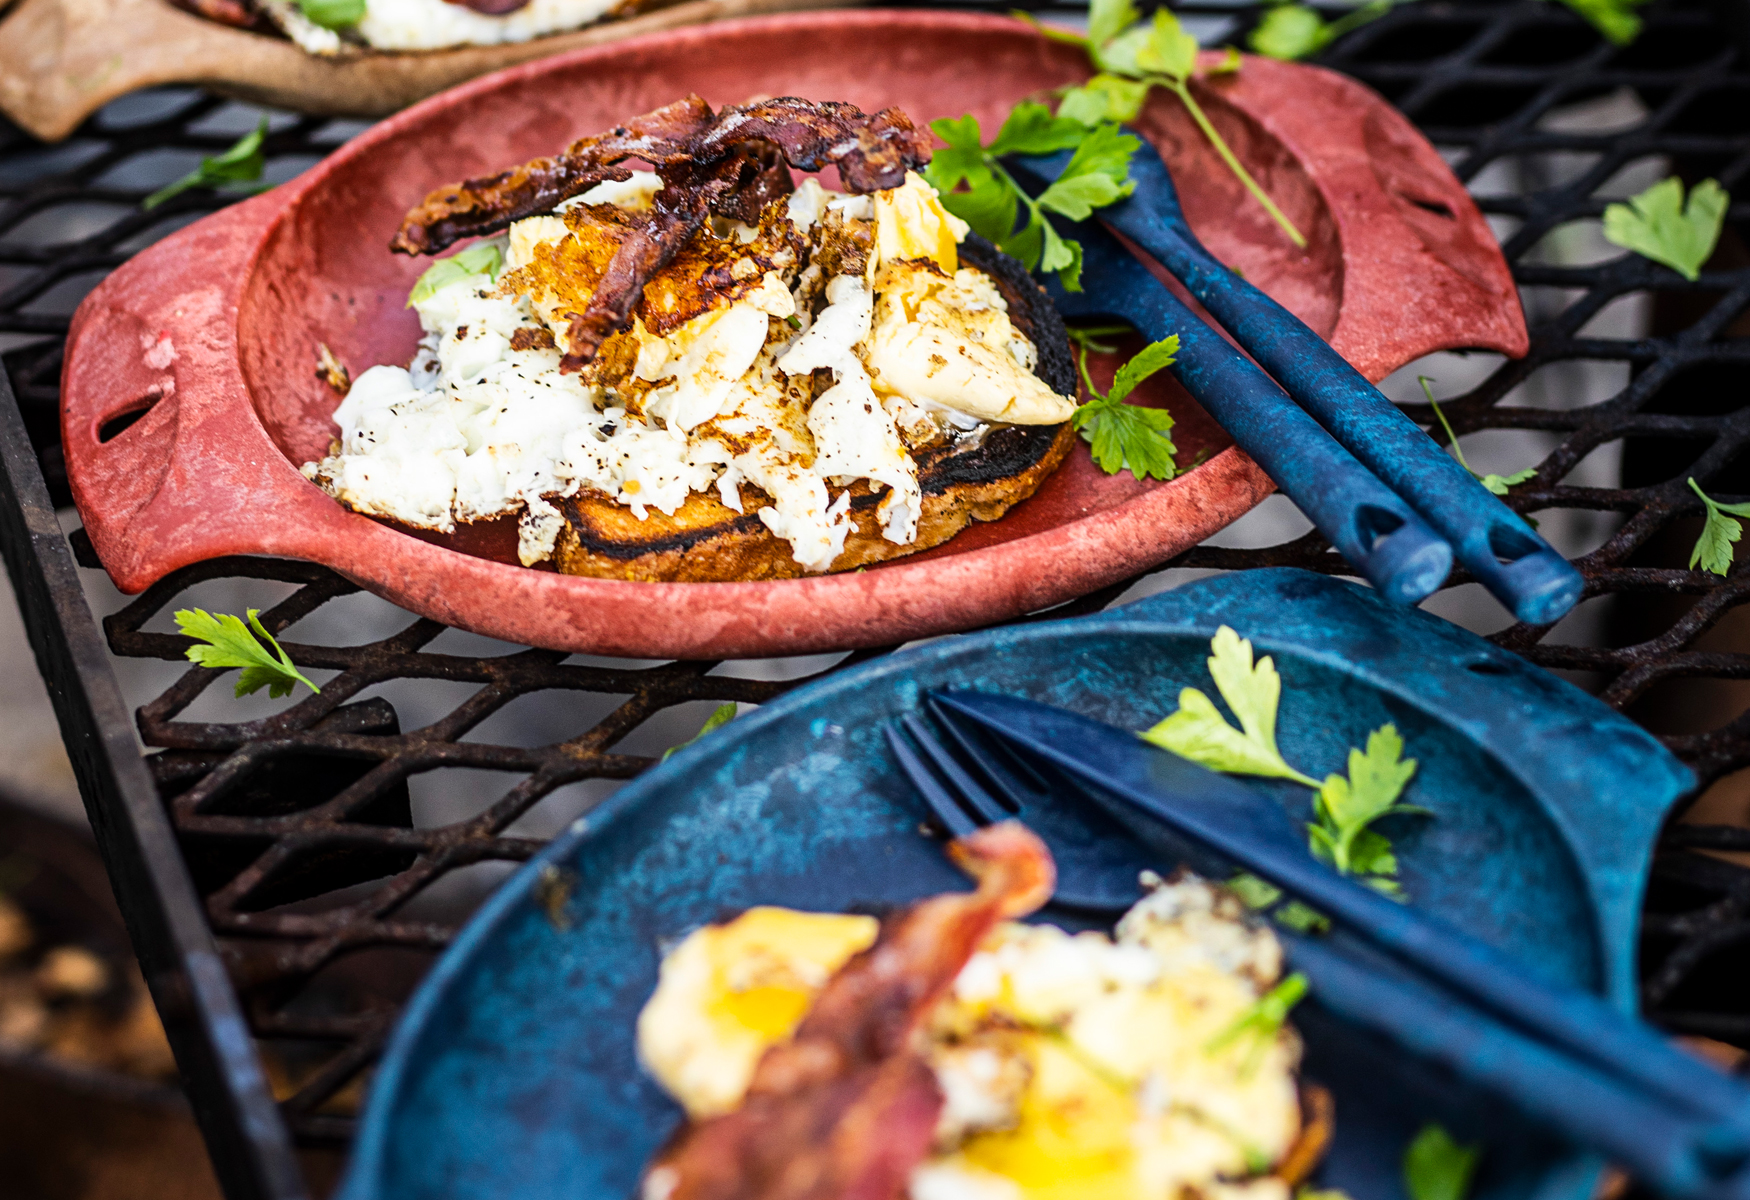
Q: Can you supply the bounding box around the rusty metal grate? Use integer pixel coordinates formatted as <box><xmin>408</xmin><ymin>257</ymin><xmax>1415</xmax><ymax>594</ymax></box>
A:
<box><xmin>4</xmin><ymin>0</ymin><xmax>1750</xmax><ymax>1195</ymax></box>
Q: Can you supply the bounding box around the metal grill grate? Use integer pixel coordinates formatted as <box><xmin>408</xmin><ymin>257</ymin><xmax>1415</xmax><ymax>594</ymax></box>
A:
<box><xmin>4</xmin><ymin>0</ymin><xmax>1750</xmax><ymax>1192</ymax></box>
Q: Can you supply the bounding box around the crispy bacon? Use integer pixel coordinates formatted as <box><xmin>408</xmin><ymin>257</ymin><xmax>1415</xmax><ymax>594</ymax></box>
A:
<box><xmin>392</xmin><ymin>95</ymin><xmax>930</xmax><ymax>370</ymax></box>
<box><xmin>390</xmin><ymin>95</ymin><xmax>930</xmax><ymax>256</ymax></box>
<box><xmin>443</xmin><ymin>0</ymin><xmax>532</xmax><ymax>12</ymax></box>
<box><xmin>641</xmin><ymin>823</ymin><xmax>1054</xmax><ymax>1200</ymax></box>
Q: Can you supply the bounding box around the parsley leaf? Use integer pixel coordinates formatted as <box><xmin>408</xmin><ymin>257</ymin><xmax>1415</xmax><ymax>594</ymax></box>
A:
<box><xmin>298</xmin><ymin>0</ymin><xmax>365</xmax><ymax>27</ymax></box>
<box><xmin>1205</xmin><ymin>971</ymin><xmax>1309</xmax><ymax>1074</ymax></box>
<box><xmin>1308</xmin><ymin>724</ymin><xmax>1426</xmax><ymax>889</ymax></box>
<box><xmin>1068</xmin><ymin>330</ymin><xmax>1182</xmax><ymax>479</ymax></box>
<box><xmin>1229</xmin><ymin>873</ymin><xmax>1332</xmax><ymax>933</ymax></box>
<box><xmin>1404</xmin><ymin>1124</ymin><xmax>1481</xmax><ymax>1200</ymax></box>
<box><xmin>1045</xmin><ymin>3</ymin><xmax>1307</xmax><ymax>248</ymax></box>
<box><xmin>175</xmin><ymin>608</ymin><xmax>319</xmax><ymax>699</ymax></box>
<box><xmin>1142</xmin><ymin>626</ymin><xmax>1317</xmax><ymax>784</ymax></box>
<box><xmin>1419</xmin><ymin>376</ymin><xmax>1538</xmax><ymax>497</ymax></box>
<box><xmin>662</xmin><ymin>702</ymin><xmax>738</xmax><ymax>761</ymax></box>
<box><xmin>1557</xmin><ymin>0</ymin><xmax>1647</xmax><ymax>45</ymax></box>
<box><xmin>142</xmin><ymin>118</ymin><xmax>271</xmax><ymax>211</ymax></box>
<box><xmin>1687</xmin><ymin>477</ymin><xmax>1750</xmax><ymax>576</ymax></box>
<box><xmin>1248</xmin><ymin>0</ymin><xmax>1396</xmax><ymax>61</ymax></box>
<box><xmin>408</xmin><ymin>243</ymin><xmax>503</xmax><ymax>308</ymax></box>
<box><xmin>924</xmin><ymin>107</ymin><xmax>1139</xmax><ymax>292</ymax></box>
<box><xmin>1602</xmin><ymin>176</ymin><xmax>1729</xmax><ymax>281</ymax></box>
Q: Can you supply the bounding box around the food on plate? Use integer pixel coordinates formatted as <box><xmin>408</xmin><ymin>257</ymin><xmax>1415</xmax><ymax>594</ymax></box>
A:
<box><xmin>171</xmin><ymin>0</ymin><xmax>671</xmax><ymax>55</ymax></box>
<box><xmin>635</xmin><ymin>822</ymin><xmax>1330</xmax><ymax>1200</ymax></box>
<box><xmin>302</xmin><ymin>96</ymin><xmax>1077</xmax><ymax>582</ymax></box>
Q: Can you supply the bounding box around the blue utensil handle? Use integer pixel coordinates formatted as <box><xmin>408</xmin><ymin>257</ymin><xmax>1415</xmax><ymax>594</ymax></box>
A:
<box><xmin>932</xmin><ymin>692</ymin><xmax>1750</xmax><ymax>1145</ymax></box>
<box><xmin>1290</xmin><ymin>933</ymin><xmax>1750</xmax><ymax>1200</ymax></box>
<box><xmin>1048</xmin><ymin>228</ymin><xmax>1451</xmax><ymax>605</ymax></box>
<box><xmin>1013</xmin><ymin>149</ymin><xmax>1583</xmax><ymax>626</ymax></box>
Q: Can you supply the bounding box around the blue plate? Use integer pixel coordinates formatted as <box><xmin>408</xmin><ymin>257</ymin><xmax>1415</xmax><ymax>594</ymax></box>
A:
<box><xmin>339</xmin><ymin>569</ymin><xmax>1692</xmax><ymax>1200</ymax></box>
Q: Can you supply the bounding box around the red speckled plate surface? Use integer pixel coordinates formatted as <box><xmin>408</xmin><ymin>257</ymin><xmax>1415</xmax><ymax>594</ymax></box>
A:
<box><xmin>61</xmin><ymin>10</ymin><xmax>1527</xmax><ymax>659</ymax></box>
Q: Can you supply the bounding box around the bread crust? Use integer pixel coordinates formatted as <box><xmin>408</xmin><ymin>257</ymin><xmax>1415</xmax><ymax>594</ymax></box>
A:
<box><xmin>552</xmin><ymin>234</ymin><xmax>1077</xmax><ymax>582</ymax></box>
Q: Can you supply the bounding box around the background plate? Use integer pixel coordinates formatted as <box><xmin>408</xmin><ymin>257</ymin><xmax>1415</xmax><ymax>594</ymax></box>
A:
<box><xmin>61</xmin><ymin>10</ymin><xmax>1527</xmax><ymax>659</ymax></box>
<box><xmin>338</xmin><ymin>569</ymin><xmax>1693</xmax><ymax>1200</ymax></box>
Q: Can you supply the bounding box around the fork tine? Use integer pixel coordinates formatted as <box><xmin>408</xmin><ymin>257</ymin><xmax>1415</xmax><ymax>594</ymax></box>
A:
<box><xmin>884</xmin><ymin>720</ymin><xmax>980</xmax><ymax>838</ymax></box>
<box><xmin>927</xmin><ymin>694</ymin><xmax>1052</xmax><ymax>805</ymax></box>
<box><xmin>899</xmin><ymin>714</ymin><xmax>1014</xmax><ymax>827</ymax></box>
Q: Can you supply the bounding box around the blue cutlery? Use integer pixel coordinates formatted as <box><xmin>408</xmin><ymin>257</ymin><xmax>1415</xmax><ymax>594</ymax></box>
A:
<box><xmin>1009</xmin><ymin>144</ymin><xmax>1583</xmax><ymax>626</ymax></box>
<box><xmin>890</xmin><ymin>692</ymin><xmax>1750</xmax><ymax>1199</ymax></box>
<box><xmin>1025</xmin><ymin>218</ymin><xmax>1452</xmax><ymax>605</ymax></box>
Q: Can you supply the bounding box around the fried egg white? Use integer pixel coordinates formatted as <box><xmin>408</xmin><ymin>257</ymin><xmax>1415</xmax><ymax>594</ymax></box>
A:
<box><xmin>635</xmin><ymin>875</ymin><xmax>1304</xmax><ymax>1200</ymax></box>
<box><xmin>636</xmin><ymin>907</ymin><xmax>879</xmax><ymax>1118</ymax></box>
<box><xmin>304</xmin><ymin>170</ymin><xmax>1075</xmax><ymax>573</ymax></box>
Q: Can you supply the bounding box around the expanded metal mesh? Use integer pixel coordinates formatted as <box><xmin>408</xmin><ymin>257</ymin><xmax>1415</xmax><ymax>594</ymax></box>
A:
<box><xmin>4</xmin><ymin>0</ymin><xmax>1750</xmax><ymax>1171</ymax></box>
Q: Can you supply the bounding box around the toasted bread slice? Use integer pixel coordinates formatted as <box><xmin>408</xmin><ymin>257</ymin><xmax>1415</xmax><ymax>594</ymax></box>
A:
<box><xmin>552</xmin><ymin>235</ymin><xmax>1076</xmax><ymax>582</ymax></box>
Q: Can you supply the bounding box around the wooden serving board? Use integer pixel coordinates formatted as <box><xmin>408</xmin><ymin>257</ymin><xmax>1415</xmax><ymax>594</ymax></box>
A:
<box><xmin>0</xmin><ymin>0</ymin><xmax>853</xmax><ymax>142</ymax></box>
<box><xmin>59</xmin><ymin>11</ymin><xmax>1527</xmax><ymax>659</ymax></box>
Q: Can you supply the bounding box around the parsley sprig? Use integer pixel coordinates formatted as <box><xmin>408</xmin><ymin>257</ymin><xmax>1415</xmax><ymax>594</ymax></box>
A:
<box><xmin>1419</xmin><ymin>376</ymin><xmax>1537</xmax><ymax>497</ymax></box>
<box><xmin>1555</xmin><ymin>0</ymin><xmax>1648</xmax><ymax>45</ymax></box>
<box><xmin>1142</xmin><ymin>625</ymin><xmax>1316</xmax><ymax>784</ymax></box>
<box><xmin>1603</xmin><ymin>176</ymin><xmax>1729</xmax><ymax>282</ymax></box>
<box><xmin>662</xmin><ymin>702</ymin><xmax>738</xmax><ymax>761</ymax></box>
<box><xmin>1248</xmin><ymin>0</ymin><xmax>1396</xmax><ymax>61</ymax></box>
<box><xmin>175</xmin><ymin>608</ymin><xmax>319</xmax><ymax>699</ymax></box>
<box><xmin>298</xmin><ymin>0</ymin><xmax>365</xmax><ymax>29</ymax></box>
<box><xmin>1067</xmin><ymin>325</ymin><xmax>1182</xmax><ymax>479</ymax></box>
<box><xmin>1205</xmin><ymin>971</ymin><xmax>1308</xmax><ymax>1075</ymax></box>
<box><xmin>1687</xmin><ymin>477</ymin><xmax>1750</xmax><ymax>576</ymax></box>
<box><xmin>1404</xmin><ymin>1124</ymin><xmax>1482</xmax><ymax>1200</ymax></box>
<box><xmin>1308</xmin><ymin>725</ymin><xmax>1425</xmax><ymax>894</ymax></box>
<box><xmin>1021</xmin><ymin>0</ymin><xmax>1306</xmax><ymax>248</ymax></box>
<box><xmin>409</xmin><ymin>243</ymin><xmax>503</xmax><ymax>308</ymax></box>
<box><xmin>143</xmin><ymin>118</ymin><xmax>271</xmax><ymax>211</ymax></box>
<box><xmin>1144</xmin><ymin>626</ymin><xmax>1429</xmax><ymax>901</ymax></box>
<box><xmin>925</xmin><ymin>106</ymin><xmax>1140</xmax><ymax>291</ymax></box>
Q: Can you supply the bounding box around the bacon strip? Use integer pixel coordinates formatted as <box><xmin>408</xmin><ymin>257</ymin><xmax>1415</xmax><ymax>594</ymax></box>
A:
<box><xmin>641</xmin><ymin>823</ymin><xmax>1054</xmax><ymax>1200</ymax></box>
<box><xmin>390</xmin><ymin>95</ymin><xmax>931</xmax><ymax>257</ymax></box>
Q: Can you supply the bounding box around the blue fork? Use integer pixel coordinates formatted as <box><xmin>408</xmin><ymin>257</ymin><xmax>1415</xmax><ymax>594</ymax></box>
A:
<box><xmin>885</xmin><ymin>699</ymin><xmax>1750</xmax><ymax>1200</ymax></box>
<box><xmin>1009</xmin><ymin>143</ymin><xmax>1583</xmax><ymax>626</ymax></box>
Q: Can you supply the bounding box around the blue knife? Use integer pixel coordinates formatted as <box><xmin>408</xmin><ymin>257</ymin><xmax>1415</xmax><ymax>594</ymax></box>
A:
<box><xmin>1010</xmin><ymin>144</ymin><xmax>1583</xmax><ymax>626</ymax></box>
<box><xmin>1023</xmin><ymin>218</ymin><xmax>1452</xmax><ymax>605</ymax></box>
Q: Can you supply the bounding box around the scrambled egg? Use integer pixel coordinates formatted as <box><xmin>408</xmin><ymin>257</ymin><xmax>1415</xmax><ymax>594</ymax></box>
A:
<box><xmin>303</xmin><ymin>171</ymin><xmax>1075</xmax><ymax>572</ymax></box>
<box><xmin>636</xmin><ymin>875</ymin><xmax>1305</xmax><ymax>1200</ymax></box>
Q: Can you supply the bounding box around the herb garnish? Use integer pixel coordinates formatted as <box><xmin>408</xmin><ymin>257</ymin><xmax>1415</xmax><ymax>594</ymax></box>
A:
<box><xmin>1142</xmin><ymin>626</ymin><xmax>1317</xmax><ymax>785</ymax></box>
<box><xmin>1556</xmin><ymin>0</ymin><xmax>1648</xmax><ymax>45</ymax></box>
<box><xmin>924</xmin><ymin>105</ymin><xmax>1140</xmax><ymax>291</ymax></box>
<box><xmin>1020</xmin><ymin>0</ymin><xmax>1307</xmax><ymax>248</ymax></box>
<box><xmin>1205</xmin><ymin>971</ymin><xmax>1309</xmax><ymax>1075</ymax></box>
<box><xmin>1686</xmin><ymin>477</ymin><xmax>1750</xmax><ymax>577</ymax></box>
<box><xmin>175</xmin><ymin>608</ymin><xmax>319</xmax><ymax>699</ymax></box>
<box><xmin>1308</xmin><ymin>724</ymin><xmax>1424</xmax><ymax>895</ymax></box>
<box><xmin>1602</xmin><ymin>177</ymin><xmax>1729</xmax><ymax>282</ymax></box>
<box><xmin>1404</xmin><ymin>1123</ymin><xmax>1482</xmax><ymax>1200</ymax></box>
<box><xmin>663</xmin><ymin>702</ymin><xmax>738</xmax><ymax>761</ymax></box>
<box><xmin>298</xmin><ymin>0</ymin><xmax>365</xmax><ymax>29</ymax></box>
<box><xmin>1248</xmin><ymin>0</ymin><xmax>1396</xmax><ymax>61</ymax></box>
<box><xmin>1418</xmin><ymin>377</ymin><xmax>1537</xmax><ymax>497</ymax></box>
<box><xmin>1066</xmin><ymin>325</ymin><xmax>1182</xmax><ymax>480</ymax></box>
<box><xmin>1144</xmin><ymin>626</ymin><xmax>1429</xmax><ymax>903</ymax></box>
<box><xmin>408</xmin><ymin>242</ymin><xmax>503</xmax><ymax>307</ymax></box>
<box><xmin>142</xmin><ymin>118</ymin><xmax>270</xmax><ymax>211</ymax></box>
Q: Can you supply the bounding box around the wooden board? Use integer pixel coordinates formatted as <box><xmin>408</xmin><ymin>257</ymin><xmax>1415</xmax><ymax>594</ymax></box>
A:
<box><xmin>0</xmin><ymin>0</ymin><xmax>855</xmax><ymax>142</ymax></box>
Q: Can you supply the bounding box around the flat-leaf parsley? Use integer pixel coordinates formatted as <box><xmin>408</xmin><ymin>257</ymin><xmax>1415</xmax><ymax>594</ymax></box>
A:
<box><xmin>143</xmin><ymin>118</ymin><xmax>271</xmax><ymax>211</ymax></box>
<box><xmin>175</xmin><ymin>608</ymin><xmax>319</xmax><ymax>699</ymax></box>
<box><xmin>1066</xmin><ymin>325</ymin><xmax>1182</xmax><ymax>480</ymax></box>
<box><xmin>1602</xmin><ymin>176</ymin><xmax>1729</xmax><ymax>282</ymax></box>
<box><xmin>1687</xmin><ymin>477</ymin><xmax>1750</xmax><ymax>576</ymax></box>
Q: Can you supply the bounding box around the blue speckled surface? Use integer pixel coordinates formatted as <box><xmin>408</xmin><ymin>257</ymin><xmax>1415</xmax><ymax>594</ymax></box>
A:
<box><xmin>339</xmin><ymin>570</ymin><xmax>1692</xmax><ymax>1200</ymax></box>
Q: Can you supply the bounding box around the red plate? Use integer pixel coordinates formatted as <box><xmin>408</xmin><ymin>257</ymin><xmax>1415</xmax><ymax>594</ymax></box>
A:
<box><xmin>61</xmin><ymin>11</ymin><xmax>1526</xmax><ymax>659</ymax></box>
